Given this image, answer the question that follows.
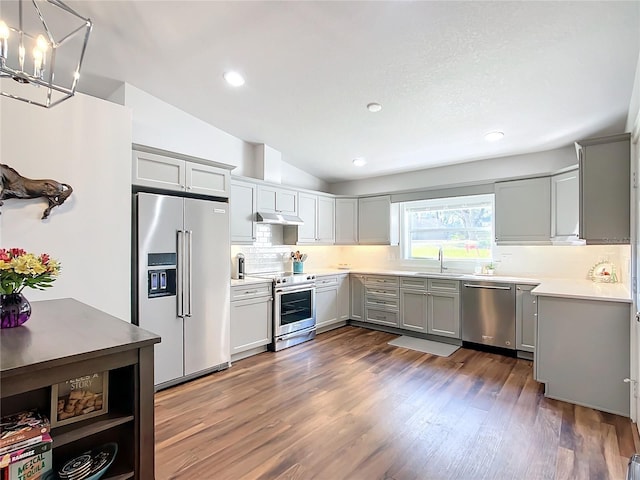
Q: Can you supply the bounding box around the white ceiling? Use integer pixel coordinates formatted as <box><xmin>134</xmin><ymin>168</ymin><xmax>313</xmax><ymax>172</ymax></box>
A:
<box><xmin>56</xmin><ymin>2</ymin><xmax>640</xmax><ymax>182</ymax></box>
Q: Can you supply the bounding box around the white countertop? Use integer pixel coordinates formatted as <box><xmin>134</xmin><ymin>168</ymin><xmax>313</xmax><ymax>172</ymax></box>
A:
<box><xmin>232</xmin><ymin>269</ymin><xmax>632</xmax><ymax>303</ymax></box>
<box><xmin>531</xmin><ymin>278</ymin><xmax>631</xmax><ymax>303</ymax></box>
<box><xmin>231</xmin><ymin>276</ymin><xmax>273</xmax><ymax>287</ymax></box>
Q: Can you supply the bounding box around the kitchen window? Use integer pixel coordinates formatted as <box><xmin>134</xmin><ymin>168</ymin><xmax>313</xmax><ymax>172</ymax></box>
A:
<box><xmin>400</xmin><ymin>194</ymin><xmax>494</xmax><ymax>262</ymax></box>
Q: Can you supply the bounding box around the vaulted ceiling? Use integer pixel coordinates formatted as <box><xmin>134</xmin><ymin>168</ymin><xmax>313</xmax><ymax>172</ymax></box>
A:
<box><xmin>59</xmin><ymin>1</ymin><xmax>640</xmax><ymax>181</ymax></box>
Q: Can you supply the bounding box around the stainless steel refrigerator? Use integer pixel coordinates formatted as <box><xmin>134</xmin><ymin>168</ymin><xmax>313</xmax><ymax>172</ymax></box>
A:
<box><xmin>134</xmin><ymin>192</ymin><xmax>230</xmax><ymax>388</ymax></box>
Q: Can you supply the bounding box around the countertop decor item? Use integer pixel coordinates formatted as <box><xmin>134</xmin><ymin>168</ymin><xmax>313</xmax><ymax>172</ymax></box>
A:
<box><xmin>0</xmin><ymin>164</ymin><xmax>73</xmax><ymax>219</ymax></box>
<box><xmin>291</xmin><ymin>251</ymin><xmax>307</xmax><ymax>273</ymax></box>
<box><xmin>51</xmin><ymin>371</ymin><xmax>109</xmax><ymax>427</ymax></box>
<box><xmin>588</xmin><ymin>261</ymin><xmax>618</xmax><ymax>283</ymax></box>
<box><xmin>0</xmin><ymin>248</ymin><xmax>61</xmax><ymax>328</ymax></box>
<box><xmin>0</xmin><ymin>0</ymin><xmax>93</xmax><ymax>108</ymax></box>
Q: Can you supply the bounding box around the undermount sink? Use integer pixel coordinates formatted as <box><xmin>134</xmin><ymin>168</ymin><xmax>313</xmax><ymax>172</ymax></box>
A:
<box><xmin>412</xmin><ymin>272</ymin><xmax>454</xmax><ymax>277</ymax></box>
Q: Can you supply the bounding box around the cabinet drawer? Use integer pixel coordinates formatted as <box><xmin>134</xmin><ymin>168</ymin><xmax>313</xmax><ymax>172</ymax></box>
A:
<box><xmin>428</xmin><ymin>279</ymin><xmax>459</xmax><ymax>292</ymax></box>
<box><xmin>400</xmin><ymin>277</ymin><xmax>427</xmax><ymax>290</ymax></box>
<box><xmin>231</xmin><ymin>284</ymin><xmax>272</xmax><ymax>301</ymax></box>
<box><xmin>316</xmin><ymin>276</ymin><xmax>339</xmax><ymax>288</ymax></box>
<box><xmin>365</xmin><ymin>276</ymin><xmax>399</xmax><ymax>288</ymax></box>
<box><xmin>366</xmin><ymin>295</ymin><xmax>399</xmax><ymax>311</ymax></box>
<box><xmin>365</xmin><ymin>286</ymin><xmax>399</xmax><ymax>298</ymax></box>
<box><xmin>365</xmin><ymin>308</ymin><xmax>399</xmax><ymax>327</ymax></box>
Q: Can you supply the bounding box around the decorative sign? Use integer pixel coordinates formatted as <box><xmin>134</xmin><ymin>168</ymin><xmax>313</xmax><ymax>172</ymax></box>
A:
<box><xmin>50</xmin><ymin>372</ymin><xmax>108</xmax><ymax>427</ymax></box>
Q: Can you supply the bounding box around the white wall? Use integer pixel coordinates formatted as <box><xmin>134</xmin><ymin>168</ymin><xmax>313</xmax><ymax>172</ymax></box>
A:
<box><xmin>627</xmin><ymin>49</ymin><xmax>640</xmax><ymax>133</ymax></box>
<box><xmin>112</xmin><ymin>83</ymin><xmax>255</xmax><ymax>175</ymax></box>
<box><xmin>0</xmin><ymin>93</ymin><xmax>133</xmax><ymax>321</ymax></box>
<box><xmin>280</xmin><ymin>161</ymin><xmax>329</xmax><ymax>192</ymax></box>
<box><xmin>328</xmin><ymin>146</ymin><xmax>577</xmax><ymax>196</ymax></box>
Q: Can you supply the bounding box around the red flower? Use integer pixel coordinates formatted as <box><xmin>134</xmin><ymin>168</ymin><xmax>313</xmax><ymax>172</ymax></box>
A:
<box><xmin>40</xmin><ymin>253</ymin><xmax>50</xmax><ymax>264</ymax></box>
<box><xmin>9</xmin><ymin>248</ymin><xmax>26</xmax><ymax>257</ymax></box>
<box><xmin>0</xmin><ymin>249</ymin><xmax>9</xmax><ymax>262</ymax></box>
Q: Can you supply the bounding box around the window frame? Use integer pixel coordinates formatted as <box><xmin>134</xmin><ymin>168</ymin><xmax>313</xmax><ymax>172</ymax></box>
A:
<box><xmin>398</xmin><ymin>193</ymin><xmax>495</xmax><ymax>268</ymax></box>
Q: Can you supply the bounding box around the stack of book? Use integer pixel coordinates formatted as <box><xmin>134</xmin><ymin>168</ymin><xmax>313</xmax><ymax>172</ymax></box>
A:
<box><xmin>0</xmin><ymin>410</ymin><xmax>52</xmax><ymax>480</ymax></box>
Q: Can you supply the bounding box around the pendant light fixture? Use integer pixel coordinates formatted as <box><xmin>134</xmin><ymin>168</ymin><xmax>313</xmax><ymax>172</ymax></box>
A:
<box><xmin>0</xmin><ymin>0</ymin><xmax>92</xmax><ymax>108</ymax></box>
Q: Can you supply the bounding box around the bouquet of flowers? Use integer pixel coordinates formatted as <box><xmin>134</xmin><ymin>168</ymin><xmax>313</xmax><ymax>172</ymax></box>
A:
<box><xmin>0</xmin><ymin>248</ymin><xmax>61</xmax><ymax>294</ymax></box>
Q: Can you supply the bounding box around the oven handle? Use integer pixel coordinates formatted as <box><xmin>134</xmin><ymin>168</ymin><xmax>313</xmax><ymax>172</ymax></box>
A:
<box><xmin>277</xmin><ymin>327</ymin><xmax>316</xmax><ymax>342</ymax></box>
<box><xmin>275</xmin><ymin>285</ymin><xmax>316</xmax><ymax>295</ymax></box>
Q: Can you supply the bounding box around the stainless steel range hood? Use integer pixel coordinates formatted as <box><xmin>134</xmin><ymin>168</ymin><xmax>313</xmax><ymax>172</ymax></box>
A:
<box><xmin>256</xmin><ymin>212</ymin><xmax>304</xmax><ymax>225</ymax></box>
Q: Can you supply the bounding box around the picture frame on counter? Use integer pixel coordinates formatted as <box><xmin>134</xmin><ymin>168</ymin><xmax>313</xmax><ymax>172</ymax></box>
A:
<box><xmin>50</xmin><ymin>371</ymin><xmax>109</xmax><ymax>427</ymax></box>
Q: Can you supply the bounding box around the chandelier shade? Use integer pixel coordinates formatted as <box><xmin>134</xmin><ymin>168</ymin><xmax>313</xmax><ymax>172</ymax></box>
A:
<box><xmin>0</xmin><ymin>0</ymin><xmax>92</xmax><ymax>108</ymax></box>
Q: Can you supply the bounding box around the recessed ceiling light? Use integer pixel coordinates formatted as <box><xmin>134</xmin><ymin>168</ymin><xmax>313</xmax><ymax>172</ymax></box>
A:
<box><xmin>367</xmin><ymin>102</ymin><xmax>382</xmax><ymax>113</ymax></box>
<box><xmin>223</xmin><ymin>71</ymin><xmax>245</xmax><ymax>87</ymax></box>
<box><xmin>484</xmin><ymin>131</ymin><xmax>504</xmax><ymax>141</ymax></box>
<box><xmin>353</xmin><ymin>158</ymin><xmax>367</xmax><ymax>167</ymax></box>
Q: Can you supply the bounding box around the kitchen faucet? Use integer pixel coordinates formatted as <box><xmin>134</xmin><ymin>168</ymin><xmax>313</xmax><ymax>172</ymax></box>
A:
<box><xmin>438</xmin><ymin>246</ymin><xmax>448</xmax><ymax>273</ymax></box>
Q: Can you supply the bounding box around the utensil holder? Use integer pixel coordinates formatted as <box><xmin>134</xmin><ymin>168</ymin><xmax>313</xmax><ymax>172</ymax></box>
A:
<box><xmin>293</xmin><ymin>261</ymin><xmax>303</xmax><ymax>274</ymax></box>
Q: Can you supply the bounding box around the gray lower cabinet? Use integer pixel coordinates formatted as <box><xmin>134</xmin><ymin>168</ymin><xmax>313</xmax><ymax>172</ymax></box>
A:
<box><xmin>399</xmin><ymin>288</ymin><xmax>428</xmax><ymax>333</ymax></box>
<box><xmin>365</xmin><ymin>276</ymin><xmax>399</xmax><ymax>327</ymax></box>
<box><xmin>515</xmin><ymin>284</ymin><xmax>537</xmax><ymax>352</ymax></box>
<box><xmin>337</xmin><ymin>274</ymin><xmax>350</xmax><ymax>321</ymax></box>
<box><xmin>316</xmin><ymin>274</ymin><xmax>349</xmax><ymax>331</ymax></box>
<box><xmin>428</xmin><ymin>292</ymin><xmax>460</xmax><ymax>338</ymax></box>
<box><xmin>230</xmin><ymin>283</ymin><xmax>272</xmax><ymax>360</ymax></box>
<box><xmin>368</xmin><ymin>276</ymin><xmax>461</xmax><ymax>338</ymax></box>
<box><xmin>350</xmin><ymin>274</ymin><xmax>366</xmax><ymax>321</ymax></box>
<box><xmin>536</xmin><ymin>295</ymin><xmax>630</xmax><ymax>416</ymax></box>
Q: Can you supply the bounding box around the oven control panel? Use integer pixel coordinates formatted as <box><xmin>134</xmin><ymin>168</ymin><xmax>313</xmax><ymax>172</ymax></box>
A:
<box><xmin>275</xmin><ymin>274</ymin><xmax>315</xmax><ymax>285</ymax></box>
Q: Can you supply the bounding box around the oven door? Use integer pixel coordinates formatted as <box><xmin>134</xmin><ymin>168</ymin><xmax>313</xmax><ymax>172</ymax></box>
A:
<box><xmin>274</xmin><ymin>285</ymin><xmax>316</xmax><ymax>337</ymax></box>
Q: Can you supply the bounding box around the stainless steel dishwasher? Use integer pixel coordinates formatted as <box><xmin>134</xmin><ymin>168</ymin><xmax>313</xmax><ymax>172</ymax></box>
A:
<box><xmin>462</xmin><ymin>281</ymin><xmax>516</xmax><ymax>349</ymax></box>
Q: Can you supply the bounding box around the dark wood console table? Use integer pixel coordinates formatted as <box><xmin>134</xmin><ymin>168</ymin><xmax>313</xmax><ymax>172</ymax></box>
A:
<box><xmin>0</xmin><ymin>298</ymin><xmax>160</xmax><ymax>480</ymax></box>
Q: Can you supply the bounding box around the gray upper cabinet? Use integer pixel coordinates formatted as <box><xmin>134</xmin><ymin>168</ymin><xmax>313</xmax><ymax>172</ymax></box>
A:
<box><xmin>285</xmin><ymin>192</ymin><xmax>335</xmax><ymax>244</ymax></box>
<box><xmin>296</xmin><ymin>192</ymin><xmax>319</xmax><ymax>243</ymax></box>
<box><xmin>230</xmin><ymin>179</ymin><xmax>257</xmax><ymax>244</ymax></box>
<box><xmin>358</xmin><ymin>195</ymin><xmax>399</xmax><ymax>245</ymax></box>
<box><xmin>185</xmin><ymin>162</ymin><xmax>230</xmax><ymax>197</ymax></box>
<box><xmin>551</xmin><ymin>169</ymin><xmax>579</xmax><ymax>242</ymax></box>
<box><xmin>335</xmin><ymin>198</ymin><xmax>359</xmax><ymax>244</ymax></box>
<box><xmin>132</xmin><ymin>146</ymin><xmax>230</xmax><ymax>198</ymax></box>
<box><xmin>317</xmin><ymin>195</ymin><xmax>336</xmax><ymax>243</ymax></box>
<box><xmin>257</xmin><ymin>185</ymin><xmax>298</xmax><ymax>215</ymax></box>
<box><xmin>133</xmin><ymin>149</ymin><xmax>185</xmax><ymax>192</ymax></box>
<box><xmin>495</xmin><ymin>177</ymin><xmax>551</xmax><ymax>244</ymax></box>
<box><xmin>576</xmin><ymin>133</ymin><xmax>630</xmax><ymax>244</ymax></box>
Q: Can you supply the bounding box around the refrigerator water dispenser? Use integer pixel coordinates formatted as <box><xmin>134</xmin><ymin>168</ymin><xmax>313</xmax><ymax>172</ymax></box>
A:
<box><xmin>147</xmin><ymin>252</ymin><xmax>177</xmax><ymax>298</ymax></box>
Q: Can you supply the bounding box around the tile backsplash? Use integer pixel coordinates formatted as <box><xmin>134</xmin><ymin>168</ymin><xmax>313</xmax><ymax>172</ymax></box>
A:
<box><xmin>231</xmin><ymin>224</ymin><xmax>631</xmax><ymax>283</ymax></box>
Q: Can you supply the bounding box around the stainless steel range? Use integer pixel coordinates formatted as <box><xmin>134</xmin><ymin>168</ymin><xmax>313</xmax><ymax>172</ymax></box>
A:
<box><xmin>257</xmin><ymin>272</ymin><xmax>316</xmax><ymax>351</ymax></box>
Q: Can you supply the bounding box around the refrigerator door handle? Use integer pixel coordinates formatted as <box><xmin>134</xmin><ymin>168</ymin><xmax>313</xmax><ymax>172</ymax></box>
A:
<box><xmin>177</xmin><ymin>230</ymin><xmax>185</xmax><ymax>318</ymax></box>
<box><xmin>185</xmin><ymin>230</ymin><xmax>193</xmax><ymax>317</ymax></box>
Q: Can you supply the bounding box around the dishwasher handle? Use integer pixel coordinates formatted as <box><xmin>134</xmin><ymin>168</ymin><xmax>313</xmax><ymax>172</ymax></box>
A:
<box><xmin>463</xmin><ymin>283</ymin><xmax>512</xmax><ymax>290</ymax></box>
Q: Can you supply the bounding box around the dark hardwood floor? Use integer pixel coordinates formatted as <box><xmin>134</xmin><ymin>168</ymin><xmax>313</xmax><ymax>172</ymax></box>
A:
<box><xmin>155</xmin><ymin>326</ymin><xmax>639</xmax><ymax>479</ymax></box>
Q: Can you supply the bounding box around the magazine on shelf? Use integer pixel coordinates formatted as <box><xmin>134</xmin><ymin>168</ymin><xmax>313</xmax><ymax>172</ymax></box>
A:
<box><xmin>0</xmin><ymin>434</ymin><xmax>52</xmax><ymax>469</ymax></box>
<box><xmin>0</xmin><ymin>411</ymin><xmax>50</xmax><ymax>450</ymax></box>
<box><xmin>4</xmin><ymin>448</ymin><xmax>53</xmax><ymax>480</ymax></box>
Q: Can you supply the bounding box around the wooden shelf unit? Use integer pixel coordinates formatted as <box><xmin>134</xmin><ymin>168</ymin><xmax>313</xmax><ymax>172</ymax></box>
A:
<box><xmin>0</xmin><ymin>299</ymin><xmax>160</xmax><ymax>480</ymax></box>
